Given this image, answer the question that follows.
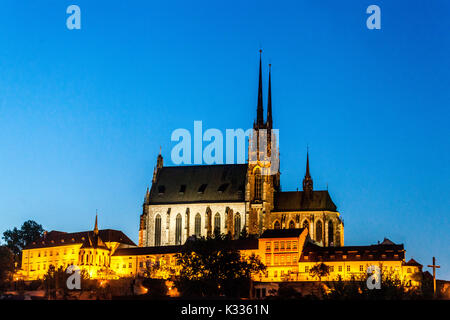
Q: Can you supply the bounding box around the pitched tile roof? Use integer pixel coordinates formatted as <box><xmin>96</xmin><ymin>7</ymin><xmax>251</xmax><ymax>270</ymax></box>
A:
<box><xmin>260</xmin><ymin>228</ymin><xmax>306</xmax><ymax>239</ymax></box>
<box><xmin>299</xmin><ymin>241</ymin><xmax>405</xmax><ymax>262</ymax></box>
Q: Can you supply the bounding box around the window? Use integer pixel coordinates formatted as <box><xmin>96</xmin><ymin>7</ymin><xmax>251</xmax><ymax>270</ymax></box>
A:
<box><xmin>328</xmin><ymin>221</ymin><xmax>334</xmax><ymax>246</ymax></box>
<box><xmin>274</xmin><ymin>271</ymin><xmax>278</xmax><ymax>278</ymax></box>
<box><xmin>198</xmin><ymin>184</ymin><xmax>207</xmax><ymax>194</ymax></box>
<box><xmin>293</xmin><ymin>255</ymin><xmax>298</xmax><ymax>263</ymax></box>
<box><xmin>195</xmin><ymin>213</ymin><xmax>201</xmax><ymax>237</ymax></box>
<box><xmin>330</xmin><ymin>266</ymin><xmax>334</xmax><ymax>272</ymax></box>
<box><xmin>293</xmin><ymin>242</ymin><xmax>297</xmax><ymax>250</ymax></box>
<box><xmin>129</xmin><ymin>263</ymin><xmax>132</xmax><ymax>268</ymax></box>
<box><xmin>280</xmin><ymin>241</ymin><xmax>285</xmax><ymax>250</ymax></box>
<box><xmin>254</xmin><ymin>168</ymin><xmax>262</xmax><ymax>200</ymax></box>
<box><xmin>281</xmin><ymin>256</ymin><xmax>285</xmax><ymax>265</ymax></box>
<box><xmin>407</xmin><ymin>268</ymin><xmax>411</xmax><ymax>273</ymax></box>
<box><xmin>214</xmin><ymin>213</ymin><xmax>221</xmax><ymax>234</ymax></box>
<box><xmin>305</xmin><ymin>266</ymin><xmax>309</xmax><ymax>273</ymax></box>
<box><xmin>154</xmin><ymin>214</ymin><xmax>162</xmax><ymax>246</ymax></box>
<box><xmin>286</xmin><ymin>241</ymin><xmax>291</xmax><ymax>250</ymax></box>
<box><xmin>265</xmin><ymin>254</ymin><xmax>271</xmax><ymax>265</ymax></box>
<box><xmin>265</xmin><ymin>242</ymin><xmax>271</xmax><ymax>251</ymax></box>
<box><xmin>274</xmin><ymin>256</ymin><xmax>279</xmax><ymax>265</ymax></box>
<box><xmin>158</xmin><ymin>185</ymin><xmax>165</xmax><ymax>194</ymax></box>
<box><xmin>274</xmin><ymin>220</ymin><xmax>281</xmax><ymax>230</ymax></box>
<box><xmin>38</xmin><ymin>252</ymin><xmax>41</xmax><ymax>257</ymax></box>
<box><xmin>347</xmin><ymin>265</ymin><xmax>351</xmax><ymax>272</ymax></box>
<box><xmin>234</xmin><ymin>213</ymin><xmax>241</xmax><ymax>239</ymax></box>
<box><xmin>179</xmin><ymin>185</ymin><xmax>186</xmax><ymax>194</ymax></box>
<box><xmin>286</xmin><ymin>255</ymin><xmax>291</xmax><ymax>265</ymax></box>
<box><xmin>338</xmin><ymin>266</ymin><xmax>343</xmax><ymax>272</ymax></box>
<box><xmin>175</xmin><ymin>214</ymin><xmax>182</xmax><ymax>245</ymax></box>
<box><xmin>360</xmin><ymin>265</ymin><xmax>364</xmax><ymax>272</ymax></box>
<box><xmin>289</xmin><ymin>220</ymin><xmax>295</xmax><ymax>229</ymax></box>
<box><xmin>274</xmin><ymin>242</ymin><xmax>279</xmax><ymax>251</ymax></box>
<box><xmin>303</xmin><ymin>220</ymin><xmax>309</xmax><ymax>230</ymax></box>
<box><xmin>217</xmin><ymin>183</ymin><xmax>229</xmax><ymax>193</ymax></box>
<box><xmin>316</xmin><ymin>220</ymin><xmax>323</xmax><ymax>242</ymax></box>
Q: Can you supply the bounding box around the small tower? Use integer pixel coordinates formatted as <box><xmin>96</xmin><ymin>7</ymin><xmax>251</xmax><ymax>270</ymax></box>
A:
<box><xmin>303</xmin><ymin>149</ymin><xmax>313</xmax><ymax>196</ymax></box>
<box><xmin>152</xmin><ymin>147</ymin><xmax>163</xmax><ymax>183</ymax></box>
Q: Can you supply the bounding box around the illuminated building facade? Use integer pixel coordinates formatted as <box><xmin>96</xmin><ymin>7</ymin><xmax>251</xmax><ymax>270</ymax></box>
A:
<box><xmin>139</xmin><ymin>54</ymin><xmax>343</xmax><ymax>248</ymax></box>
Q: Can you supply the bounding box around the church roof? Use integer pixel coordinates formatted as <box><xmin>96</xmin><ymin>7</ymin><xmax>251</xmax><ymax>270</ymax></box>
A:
<box><xmin>273</xmin><ymin>190</ymin><xmax>337</xmax><ymax>212</ymax></box>
<box><xmin>148</xmin><ymin>164</ymin><xmax>248</xmax><ymax>205</ymax></box>
<box><xmin>80</xmin><ymin>233</ymin><xmax>109</xmax><ymax>250</ymax></box>
<box><xmin>25</xmin><ymin>229</ymin><xmax>136</xmax><ymax>249</ymax></box>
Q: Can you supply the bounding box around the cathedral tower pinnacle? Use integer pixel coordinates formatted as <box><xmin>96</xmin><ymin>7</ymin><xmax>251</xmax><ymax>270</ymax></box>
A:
<box><xmin>303</xmin><ymin>149</ymin><xmax>313</xmax><ymax>194</ymax></box>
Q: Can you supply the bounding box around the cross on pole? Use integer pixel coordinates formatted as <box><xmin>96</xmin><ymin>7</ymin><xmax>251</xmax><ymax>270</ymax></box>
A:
<box><xmin>427</xmin><ymin>256</ymin><xmax>440</xmax><ymax>297</ymax></box>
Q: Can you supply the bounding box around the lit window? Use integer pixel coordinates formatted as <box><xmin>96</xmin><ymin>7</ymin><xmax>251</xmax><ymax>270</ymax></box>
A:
<box><xmin>293</xmin><ymin>242</ymin><xmax>297</xmax><ymax>250</ymax></box>
<box><xmin>280</xmin><ymin>241</ymin><xmax>285</xmax><ymax>250</ymax></box>
<box><xmin>266</xmin><ymin>242</ymin><xmax>271</xmax><ymax>251</ymax></box>
<box><xmin>265</xmin><ymin>254</ymin><xmax>271</xmax><ymax>265</ymax></box>
<box><xmin>274</xmin><ymin>242</ymin><xmax>279</xmax><ymax>251</ymax></box>
<box><xmin>286</xmin><ymin>241</ymin><xmax>291</xmax><ymax>250</ymax></box>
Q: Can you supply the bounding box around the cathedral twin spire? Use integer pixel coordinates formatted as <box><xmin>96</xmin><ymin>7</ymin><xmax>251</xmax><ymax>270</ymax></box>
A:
<box><xmin>254</xmin><ymin>50</ymin><xmax>273</xmax><ymax>130</ymax></box>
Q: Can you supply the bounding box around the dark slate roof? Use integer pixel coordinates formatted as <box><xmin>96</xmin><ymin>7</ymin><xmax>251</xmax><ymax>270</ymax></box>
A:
<box><xmin>25</xmin><ymin>229</ymin><xmax>136</xmax><ymax>249</ymax></box>
<box><xmin>299</xmin><ymin>242</ymin><xmax>405</xmax><ymax>262</ymax></box>
<box><xmin>149</xmin><ymin>164</ymin><xmax>248</xmax><ymax>204</ymax></box>
<box><xmin>260</xmin><ymin>228</ymin><xmax>305</xmax><ymax>239</ymax></box>
<box><xmin>273</xmin><ymin>190</ymin><xmax>337</xmax><ymax>212</ymax></box>
<box><xmin>80</xmin><ymin>233</ymin><xmax>109</xmax><ymax>250</ymax></box>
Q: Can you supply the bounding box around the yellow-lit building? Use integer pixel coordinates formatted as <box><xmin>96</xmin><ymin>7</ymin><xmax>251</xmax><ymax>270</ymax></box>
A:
<box><xmin>16</xmin><ymin>216</ymin><xmax>136</xmax><ymax>280</ymax></box>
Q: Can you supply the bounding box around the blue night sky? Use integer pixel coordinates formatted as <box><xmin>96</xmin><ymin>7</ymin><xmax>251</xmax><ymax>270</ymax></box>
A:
<box><xmin>0</xmin><ymin>1</ymin><xmax>449</xmax><ymax>278</ymax></box>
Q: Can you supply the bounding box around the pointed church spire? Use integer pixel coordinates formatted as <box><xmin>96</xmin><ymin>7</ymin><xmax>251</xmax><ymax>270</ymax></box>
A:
<box><xmin>266</xmin><ymin>63</ymin><xmax>272</xmax><ymax>129</ymax></box>
<box><xmin>303</xmin><ymin>148</ymin><xmax>313</xmax><ymax>194</ymax></box>
<box><xmin>256</xmin><ymin>49</ymin><xmax>264</xmax><ymax>127</ymax></box>
<box><xmin>94</xmin><ymin>211</ymin><xmax>99</xmax><ymax>235</ymax></box>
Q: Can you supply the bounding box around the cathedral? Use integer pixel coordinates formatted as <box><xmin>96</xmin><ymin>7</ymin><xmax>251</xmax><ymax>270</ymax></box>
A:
<box><xmin>138</xmin><ymin>53</ymin><xmax>344</xmax><ymax>248</ymax></box>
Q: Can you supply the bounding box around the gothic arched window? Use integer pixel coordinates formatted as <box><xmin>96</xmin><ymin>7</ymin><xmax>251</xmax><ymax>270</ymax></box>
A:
<box><xmin>154</xmin><ymin>214</ymin><xmax>161</xmax><ymax>246</ymax></box>
<box><xmin>274</xmin><ymin>220</ymin><xmax>281</xmax><ymax>230</ymax></box>
<box><xmin>289</xmin><ymin>220</ymin><xmax>295</xmax><ymax>229</ymax></box>
<box><xmin>316</xmin><ymin>220</ymin><xmax>323</xmax><ymax>243</ymax></box>
<box><xmin>214</xmin><ymin>213</ymin><xmax>221</xmax><ymax>234</ymax></box>
<box><xmin>303</xmin><ymin>220</ymin><xmax>309</xmax><ymax>230</ymax></box>
<box><xmin>195</xmin><ymin>213</ymin><xmax>201</xmax><ymax>238</ymax></box>
<box><xmin>234</xmin><ymin>213</ymin><xmax>241</xmax><ymax>239</ymax></box>
<box><xmin>254</xmin><ymin>168</ymin><xmax>262</xmax><ymax>200</ymax></box>
<box><xmin>175</xmin><ymin>214</ymin><xmax>182</xmax><ymax>245</ymax></box>
<box><xmin>328</xmin><ymin>221</ymin><xmax>334</xmax><ymax>246</ymax></box>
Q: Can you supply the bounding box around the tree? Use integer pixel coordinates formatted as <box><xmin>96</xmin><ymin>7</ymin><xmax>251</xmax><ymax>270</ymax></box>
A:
<box><xmin>2</xmin><ymin>220</ymin><xmax>45</xmax><ymax>263</ymax></box>
<box><xmin>0</xmin><ymin>246</ymin><xmax>15</xmax><ymax>292</ymax></box>
<box><xmin>309</xmin><ymin>262</ymin><xmax>331</xmax><ymax>282</ymax></box>
<box><xmin>174</xmin><ymin>234</ymin><xmax>266</xmax><ymax>298</ymax></box>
